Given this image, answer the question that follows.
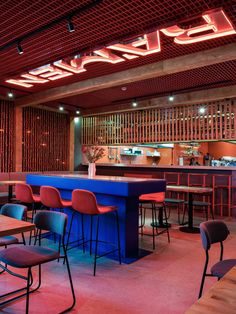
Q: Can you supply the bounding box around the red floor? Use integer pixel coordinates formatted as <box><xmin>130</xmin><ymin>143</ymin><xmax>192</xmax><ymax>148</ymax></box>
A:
<box><xmin>1</xmin><ymin>211</ymin><xmax>235</xmax><ymax>313</ymax></box>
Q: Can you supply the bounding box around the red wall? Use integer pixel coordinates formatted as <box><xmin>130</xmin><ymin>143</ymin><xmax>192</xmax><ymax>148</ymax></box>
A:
<box><xmin>208</xmin><ymin>142</ymin><xmax>236</xmax><ymax>159</ymax></box>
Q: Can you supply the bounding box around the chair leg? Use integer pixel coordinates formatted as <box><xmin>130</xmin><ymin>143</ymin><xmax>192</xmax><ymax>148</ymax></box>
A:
<box><xmin>198</xmin><ymin>253</ymin><xmax>209</xmax><ymax>299</ymax></box>
<box><xmin>81</xmin><ymin>213</ymin><xmax>85</xmax><ymax>253</ymax></box>
<box><xmin>163</xmin><ymin>205</ymin><xmax>170</xmax><ymax>243</ymax></box>
<box><xmin>115</xmin><ymin>211</ymin><xmax>121</xmax><ymax>264</ymax></box>
<box><xmin>62</xmin><ymin>245</ymin><xmax>76</xmax><ymax>312</ymax></box>
<box><xmin>93</xmin><ymin>216</ymin><xmax>100</xmax><ymax>276</ymax></box>
<box><xmin>65</xmin><ymin>211</ymin><xmax>75</xmax><ymax>252</ymax></box>
<box><xmin>26</xmin><ymin>268</ymin><xmax>31</xmax><ymax>314</ymax></box>
<box><xmin>21</xmin><ymin>233</ymin><xmax>26</xmax><ymax>245</ymax></box>
<box><xmin>90</xmin><ymin>216</ymin><xmax>93</xmax><ymax>255</ymax></box>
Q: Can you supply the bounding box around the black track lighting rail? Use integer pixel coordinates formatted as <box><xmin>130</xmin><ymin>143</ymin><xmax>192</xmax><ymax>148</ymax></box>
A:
<box><xmin>0</xmin><ymin>0</ymin><xmax>103</xmax><ymax>52</ymax></box>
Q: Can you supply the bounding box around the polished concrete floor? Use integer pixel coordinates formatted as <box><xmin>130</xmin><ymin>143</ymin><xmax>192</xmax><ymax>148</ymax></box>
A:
<box><xmin>1</xmin><ymin>211</ymin><xmax>236</xmax><ymax>314</ymax></box>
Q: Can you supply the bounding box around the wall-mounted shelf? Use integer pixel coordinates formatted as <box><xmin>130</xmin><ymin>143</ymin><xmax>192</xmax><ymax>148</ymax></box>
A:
<box><xmin>120</xmin><ymin>153</ymin><xmax>143</xmax><ymax>156</ymax></box>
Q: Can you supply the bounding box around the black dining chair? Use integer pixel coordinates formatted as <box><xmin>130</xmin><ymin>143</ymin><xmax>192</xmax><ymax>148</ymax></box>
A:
<box><xmin>198</xmin><ymin>220</ymin><xmax>236</xmax><ymax>298</ymax></box>
<box><xmin>0</xmin><ymin>210</ymin><xmax>76</xmax><ymax>313</ymax></box>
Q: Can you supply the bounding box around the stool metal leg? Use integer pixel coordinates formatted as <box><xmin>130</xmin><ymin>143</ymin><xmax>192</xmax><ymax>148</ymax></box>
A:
<box><xmin>93</xmin><ymin>216</ymin><xmax>100</xmax><ymax>276</ymax></box>
<box><xmin>151</xmin><ymin>204</ymin><xmax>155</xmax><ymax>250</ymax></box>
<box><xmin>90</xmin><ymin>216</ymin><xmax>93</xmax><ymax>255</ymax></box>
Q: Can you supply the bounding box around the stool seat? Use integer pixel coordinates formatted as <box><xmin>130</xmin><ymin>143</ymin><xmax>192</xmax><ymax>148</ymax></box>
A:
<box><xmin>61</xmin><ymin>200</ymin><xmax>72</xmax><ymax>208</ymax></box>
<box><xmin>165</xmin><ymin>198</ymin><xmax>185</xmax><ymax>204</ymax></box>
<box><xmin>184</xmin><ymin>200</ymin><xmax>210</xmax><ymax>206</ymax></box>
<box><xmin>97</xmin><ymin>204</ymin><xmax>117</xmax><ymax>214</ymax></box>
<box><xmin>0</xmin><ymin>246</ymin><xmax>59</xmax><ymax>268</ymax></box>
<box><xmin>139</xmin><ymin>192</ymin><xmax>165</xmax><ymax>202</ymax></box>
<box><xmin>0</xmin><ymin>236</ymin><xmax>19</xmax><ymax>246</ymax></box>
<box><xmin>32</xmin><ymin>195</ymin><xmax>41</xmax><ymax>203</ymax></box>
<box><xmin>211</xmin><ymin>259</ymin><xmax>236</xmax><ymax>278</ymax></box>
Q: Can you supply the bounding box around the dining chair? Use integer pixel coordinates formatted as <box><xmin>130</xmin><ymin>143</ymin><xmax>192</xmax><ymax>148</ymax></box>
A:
<box><xmin>0</xmin><ymin>210</ymin><xmax>76</xmax><ymax>313</ymax></box>
<box><xmin>0</xmin><ymin>203</ymin><xmax>27</xmax><ymax>248</ymax></box>
<box><xmin>198</xmin><ymin>220</ymin><xmax>236</xmax><ymax>298</ymax></box>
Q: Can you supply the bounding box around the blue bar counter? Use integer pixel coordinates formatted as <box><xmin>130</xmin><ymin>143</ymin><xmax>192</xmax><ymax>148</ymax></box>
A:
<box><xmin>26</xmin><ymin>174</ymin><xmax>166</xmax><ymax>260</ymax></box>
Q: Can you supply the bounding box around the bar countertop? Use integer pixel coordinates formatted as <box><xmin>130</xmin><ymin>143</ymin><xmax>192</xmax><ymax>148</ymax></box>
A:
<box><xmin>82</xmin><ymin>163</ymin><xmax>236</xmax><ymax>171</ymax></box>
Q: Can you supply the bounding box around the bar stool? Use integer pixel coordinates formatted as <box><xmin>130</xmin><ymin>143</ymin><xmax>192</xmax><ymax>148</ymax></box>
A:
<box><xmin>139</xmin><ymin>192</ymin><xmax>170</xmax><ymax>250</ymax></box>
<box><xmin>39</xmin><ymin>186</ymin><xmax>72</xmax><ymax>244</ymax></box>
<box><xmin>213</xmin><ymin>174</ymin><xmax>231</xmax><ymax>217</ymax></box>
<box><xmin>71</xmin><ymin>189</ymin><xmax>121</xmax><ymax>276</ymax></box>
<box><xmin>15</xmin><ymin>183</ymin><xmax>41</xmax><ymax>222</ymax></box>
<box><xmin>163</xmin><ymin>172</ymin><xmax>185</xmax><ymax>224</ymax></box>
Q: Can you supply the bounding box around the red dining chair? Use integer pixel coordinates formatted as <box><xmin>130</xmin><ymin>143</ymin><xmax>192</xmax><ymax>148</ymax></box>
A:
<box><xmin>139</xmin><ymin>192</ymin><xmax>170</xmax><ymax>250</ymax></box>
<box><xmin>71</xmin><ymin>189</ymin><xmax>121</xmax><ymax>276</ymax></box>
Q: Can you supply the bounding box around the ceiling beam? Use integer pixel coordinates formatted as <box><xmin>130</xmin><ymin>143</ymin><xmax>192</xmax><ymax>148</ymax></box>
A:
<box><xmin>15</xmin><ymin>43</ymin><xmax>236</xmax><ymax>107</ymax></box>
<box><xmin>82</xmin><ymin>84</ymin><xmax>236</xmax><ymax>115</ymax></box>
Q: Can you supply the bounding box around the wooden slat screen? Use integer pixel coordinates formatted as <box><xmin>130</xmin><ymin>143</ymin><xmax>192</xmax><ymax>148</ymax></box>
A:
<box><xmin>22</xmin><ymin>107</ymin><xmax>70</xmax><ymax>171</ymax></box>
<box><xmin>82</xmin><ymin>99</ymin><xmax>236</xmax><ymax>145</ymax></box>
<box><xmin>0</xmin><ymin>100</ymin><xmax>15</xmax><ymax>172</ymax></box>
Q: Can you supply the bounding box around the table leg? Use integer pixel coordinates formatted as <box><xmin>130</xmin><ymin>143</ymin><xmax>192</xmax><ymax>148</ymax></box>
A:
<box><xmin>179</xmin><ymin>192</ymin><xmax>199</xmax><ymax>233</ymax></box>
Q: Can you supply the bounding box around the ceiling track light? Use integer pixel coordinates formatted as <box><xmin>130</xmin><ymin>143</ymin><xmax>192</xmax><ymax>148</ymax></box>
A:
<box><xmin>7</xmin><ymin>90</ymin><xmax>14</xmax><ymax>98</ymax></box>
<box><xmin>17</xmin><ymin>42</ymin><xmax>23</xmax><ymax>55</ymax></box>
<box><xmin>67</xmin><ymin>18</ymin><xmax>75</xmax><ymax>32</ymax></box>
<box><xmin>168</xmin><ymin>94</ymin><xmax>174</xmax><ymax>101</ymax></box>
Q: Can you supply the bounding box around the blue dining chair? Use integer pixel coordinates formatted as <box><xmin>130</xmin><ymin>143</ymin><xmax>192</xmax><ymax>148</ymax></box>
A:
<box><xmin>0</xmin><ymin>210</ymin><xmax>76</xmax><ymax>313</ymax></box>
<box><xmin>0</xmin><ymin>203</ymin><xmax>27</xmax><ymax>248</ymax></box>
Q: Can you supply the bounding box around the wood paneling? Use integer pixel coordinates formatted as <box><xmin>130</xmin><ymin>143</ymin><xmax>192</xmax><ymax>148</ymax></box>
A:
<box><xmin>82</xmin><ymin>99</ymin><xmax>236</xmax><ymax>145</ymax></box>
<box><xmin>22</xmin><ymin>107</ymin><xmax>70</xmax><ymax>171</ymax></box>
<box><xmin>0</xmin><ymin>100</ymin><xmax>15</xmax><ymax>172</ymax></box>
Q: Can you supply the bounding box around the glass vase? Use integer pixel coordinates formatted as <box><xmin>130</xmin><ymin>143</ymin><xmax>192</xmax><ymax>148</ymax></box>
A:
<box><xmin>88</xmin><ymin>162</ymin><xmax>96</xmax><ymax>177</ymax></box>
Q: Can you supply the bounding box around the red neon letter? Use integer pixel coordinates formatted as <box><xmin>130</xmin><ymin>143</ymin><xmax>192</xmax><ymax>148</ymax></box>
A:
<box><xmin>107</xmin><ymin>31</ymin><xmax>161</xmax><ymax>57</ymax></box>
<box><xmin>29</xmin><ymin>65</ymin><xmax>73</xmax><ymax>80</ymax></box>
<box><xmin>54</xmin><ymin>49</ymin><xmax>124</xmax><ymax>73</ymax></box>
<box><xmin>6</xmin><ymin>74</ymin><xmax>49</xmax><ymax>88</ymax></box>
<box><xmin>162</xmin><ymin>9</ymin><xmax>236</xmax><ymax>44</ymax></box>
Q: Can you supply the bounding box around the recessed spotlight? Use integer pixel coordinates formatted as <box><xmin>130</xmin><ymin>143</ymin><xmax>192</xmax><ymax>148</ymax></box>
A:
<box><xmin>132</xmin><ymin>99</ymin><xmax>138</xmax><ymax>107</ymax></box>
<box><xmin>59</xmin><ymin>106</ymin><xmax>64</xmax><ymax>111</ymax></box>
<box><xmin>168</xmin><ymin>95</ymin><xmax>174</xmax><ymax>101</ymax></box>
<box><xmin>121</xmin><ymin>86</ymin><xmax>127</xmax><ymax>91</ymax></box>
<box><xmin>199</xmin><ymin>107</ymin><xmax>206</xmax><ymax>114</ymax></box>
<box><xmin>67</xmin><ymin>18</ymin><xmax>75</xmax><ymax>32</ymax></box>
<box><xmin>7</xmin><ymin>91</ymin><xmax>14</xmax><ymax>98</ymax></box>
<box><xmin>17</xmin><ymin>42</ymin><xmax>23</xmax><ymax>55</ymax></box>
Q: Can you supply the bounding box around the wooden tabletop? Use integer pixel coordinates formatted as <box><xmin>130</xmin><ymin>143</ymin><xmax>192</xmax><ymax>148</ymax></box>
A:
<box><xmin>186</xmin><ymin>266</ymin><xmax>236</xmax><ymax>314</ymax></box>
<box><xmin>167</xmin><ymin>185</ymin><xmax>213</xmax><ymax>194</ymax></box>
<box><xmin>0</xmin><ymin>214</ymin><xmax>35</xmax><ymax>237</ymax></box>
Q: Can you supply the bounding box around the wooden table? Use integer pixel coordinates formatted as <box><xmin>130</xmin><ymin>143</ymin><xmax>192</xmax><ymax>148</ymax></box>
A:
<box><xmin>0</xmin><ymin>214</ymin><xmax>35</xmax><ymax>237</ymax></box>
<box><xmin>186</xmin><ymin>266</ymin><xmax>236</xmax><ymax>314</ymax></box>
<box><xmin>167</xmin><ymin>185</ymin><xmax>213</xmax><ymax>233</ymax></box>
<box><xmin>0</xmin><ymin>180</ymin><xmax>25</xmax><ymax>202</ymax></box>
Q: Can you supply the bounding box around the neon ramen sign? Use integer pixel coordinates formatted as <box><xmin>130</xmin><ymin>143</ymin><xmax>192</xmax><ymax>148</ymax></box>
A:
<box><xmin>6</xmin><ymin>9</ymin><xmax>236</xmax><ymax>88</ymax></box>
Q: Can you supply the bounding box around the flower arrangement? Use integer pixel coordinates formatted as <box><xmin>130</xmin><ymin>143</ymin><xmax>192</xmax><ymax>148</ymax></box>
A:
<box><xmin>82</xmin><ymin>145</ymin><xmax>106</xmax><ymax>163</ymax></box>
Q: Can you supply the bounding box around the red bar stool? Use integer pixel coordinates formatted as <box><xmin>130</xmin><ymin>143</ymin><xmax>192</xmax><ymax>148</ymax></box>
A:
<box><xmin>71</xmin><ymin>189</ymin><xmax>121</xmax><ymax>276</ymax></box>
<box><xmin>15</xmin><ymin>183</ymin><xmax>41</xmax><ymax>222</ymax></box>
<box><xmin>139</xmin><ymin>192</ymin><xmax>170</xmax><ymax>250</ymax></box>
<box><xmin>39</xmin><ymin>186</ymin><xmax>72</xmax><ymax>245</ymax></box>
<box><xmin>164</xmin><ymin>172</ymin><xmax>185</xmax><ymax>224</ymax></box>
<box><xmin>213</xmin><ymin>174</ymin><xmax>231</xmax><ymax>217</ymax></box>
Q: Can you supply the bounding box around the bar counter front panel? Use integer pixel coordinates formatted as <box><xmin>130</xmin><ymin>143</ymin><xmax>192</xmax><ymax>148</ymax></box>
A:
<box><xmin>26</xmin><ymin>174</ymin><xmax>166</xmax><ymax>260</ymax></box>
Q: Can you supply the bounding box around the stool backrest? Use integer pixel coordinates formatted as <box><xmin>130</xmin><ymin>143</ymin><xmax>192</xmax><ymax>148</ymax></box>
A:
<box><xmin>34</xmin><ymin>210</ymin><xmax>67</xmax><ymax>236</ymax></box>
<box><xmin>1</xmin><ymin>203</ymin><xmax>27</xmax><ymax>220</ymax></box>
<box><xmin>40</xmin><ymin>186</ymin><xmax>63</xmax><ymax>208</ymax></box>
<box><xmin>15</xmin><ymin>183</ymin><xmax>34</xmax><ymax>203</ymax></box>
<box><xmin>200</xmin><ymin>220</ymin><xmax>229</xmax><ymax>251</ymax></box>
<box><xmin>72</xmin><ymin>189</ymin><xmax>99</xmax><ymax>214</ymax></box>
